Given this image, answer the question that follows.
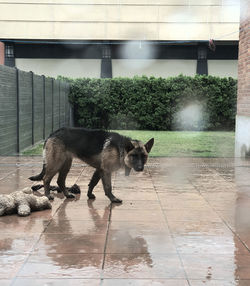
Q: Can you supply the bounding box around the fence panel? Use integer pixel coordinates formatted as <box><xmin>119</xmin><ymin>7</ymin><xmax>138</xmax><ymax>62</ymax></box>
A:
<box><xmin>0</xmin><ymin>65</ymin><xmax>17</xmax><ymax>155</ymax></box>
<box><xmin>0</xmin><ymin>66</ymin><xmax>71</xmax><ymax>155</ymax></box>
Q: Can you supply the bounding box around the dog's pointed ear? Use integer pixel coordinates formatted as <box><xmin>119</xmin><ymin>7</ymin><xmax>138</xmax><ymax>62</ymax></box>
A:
<box><xmin>125</xmin><ymin>140</ymin><xmax>134</xmax><ymax>152</ymax></box>
<box><xmin>145</xmin><ymin>138</ymin><xmax>154</xmax><ymax>153</ymax></box>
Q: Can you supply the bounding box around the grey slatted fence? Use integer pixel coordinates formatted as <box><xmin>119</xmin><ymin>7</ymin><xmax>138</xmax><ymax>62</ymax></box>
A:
<box><xmin>0</xmin><ymin>65</ymin><xmax>71</xmax><ymax>155</ymax></box>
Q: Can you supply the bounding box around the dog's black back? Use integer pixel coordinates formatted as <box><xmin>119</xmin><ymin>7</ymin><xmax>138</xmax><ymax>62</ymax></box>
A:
<box><xmin>48</xmin><ymin>127</ymin><xmax>132</xmax><ymax>159</ymax></box>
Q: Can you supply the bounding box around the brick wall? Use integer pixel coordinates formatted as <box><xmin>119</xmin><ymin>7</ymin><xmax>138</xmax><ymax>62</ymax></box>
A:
<box><xmin>237</xmin><ymin>0</ymin><xmax>250</xmax><ymax>116</ymax></box>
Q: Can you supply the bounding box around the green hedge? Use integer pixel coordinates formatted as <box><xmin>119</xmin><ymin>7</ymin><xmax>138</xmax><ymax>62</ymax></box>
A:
<box><xmin>69</xmin><ymin>75</ymin><xmax>237</xmax><ymax>131</ymax></box>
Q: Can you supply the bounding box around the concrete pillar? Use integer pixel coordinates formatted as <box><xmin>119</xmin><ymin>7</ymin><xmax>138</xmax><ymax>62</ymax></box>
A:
<box><xmin>235</xmin><ymin>0</ymin><xmax>250</xmax><ymax>157</ymax></box>
<box><xmin>0</xmin><ymin>42</ymin><xmax>4</xmax><ymax>65</ymax></box>
<box><xmin>101</xmin><ymin>45</ymin><xmax>112</xmax><ymax>78</ymax></box>
<box><xmin>196</xmin><ymin>45</ymin><xmax>208</xmax><ymax>75</ymax></box>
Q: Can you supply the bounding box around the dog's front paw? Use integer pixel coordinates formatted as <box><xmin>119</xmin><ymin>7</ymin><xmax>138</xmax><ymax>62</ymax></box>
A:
<box><xmin>111</xmin><ymin>197</ymin><xmax>122</xmax><ymax>204</ymax></box>
<box><xmin>87</xmin><ymin>193</ymin><xmax>96</xmax><ymax>200</ymax></box>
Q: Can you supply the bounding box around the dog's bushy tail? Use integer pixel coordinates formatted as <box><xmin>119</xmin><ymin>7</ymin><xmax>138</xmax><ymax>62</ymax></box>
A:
<box><xmin>29</xmin><ymin>164</ymin><xmax>46</xmax><ymax>181</ymax></box>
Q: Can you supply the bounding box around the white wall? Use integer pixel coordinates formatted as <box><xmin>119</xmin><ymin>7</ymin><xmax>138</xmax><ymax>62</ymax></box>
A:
<box><xmin>208</xmin><ymin>60</ymin><xmax>238</xmax><ymax>78</ymax></box>
<box><xmin>15</xmin><ymin>59</ymin><xmax>101</xmax><ymax>78</ymax></box>
<box><xmin>16</xmin><ymin>58</ymin><xmax>239</xmax><ymax>79</ymax></box>
<box><xmin>112</xmin><ymin>59</ymin><xmax>197</xmax><ymax>77</ymax></box>
<box><xmin>0</xmin><ymin>0</ymin><xmax>240</xmax><ymax>40</ymax></box>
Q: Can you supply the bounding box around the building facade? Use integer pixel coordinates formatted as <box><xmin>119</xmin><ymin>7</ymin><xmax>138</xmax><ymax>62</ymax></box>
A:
<box><xmin>235</xmin><ymin>0</ymin><xmax>250</xmax><ymax>157</ymax></box>
<box><xmin>0</xmin><ymin>0</ymin><xmax>240</xmax><ymax>78</ymax></box>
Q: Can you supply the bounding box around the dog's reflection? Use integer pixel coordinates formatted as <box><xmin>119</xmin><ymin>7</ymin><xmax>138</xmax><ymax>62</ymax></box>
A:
<box><xmin>41</xmin><ymin>199</ymin><xmax>153</xmax><ymax>269</ymax></box>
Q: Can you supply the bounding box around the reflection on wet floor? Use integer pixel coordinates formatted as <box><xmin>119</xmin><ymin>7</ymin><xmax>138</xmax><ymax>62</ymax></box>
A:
<box><xmin>0</xmin><ymin>156</ymin><xmax>250</xmax><ymax>285</ymax></box>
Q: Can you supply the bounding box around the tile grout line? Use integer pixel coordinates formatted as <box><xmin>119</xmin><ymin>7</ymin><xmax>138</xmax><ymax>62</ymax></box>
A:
<box><xmin>100</xmin><ymin>203</ymin><xmax>112</xmax><ymax>280</ymax></box>
<box><xmin>146</xmin><ymin>165</ymin><xmax>191</xmax><ymax>286</ymax></box>
<box><xmin>101</xmin><ymin>171</ymin><xmax>116</xmax><ymax>281</ymax></box>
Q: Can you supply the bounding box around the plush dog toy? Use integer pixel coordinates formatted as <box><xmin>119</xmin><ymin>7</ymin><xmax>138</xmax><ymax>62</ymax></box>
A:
<box><xmin>0</xmin><ymin>188</ymin><xmax>51</xmax><ymax>217</ymax></box>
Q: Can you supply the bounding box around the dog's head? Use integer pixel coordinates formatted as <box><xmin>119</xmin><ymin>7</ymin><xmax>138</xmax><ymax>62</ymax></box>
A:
<box><xmin>124</xmin><ymin>138</ymin><xmax>154</xmax><ymax>175</ymax></box>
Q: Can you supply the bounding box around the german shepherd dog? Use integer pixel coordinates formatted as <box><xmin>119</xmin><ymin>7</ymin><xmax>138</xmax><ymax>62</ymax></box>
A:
<box><xmin>29</xmin><ymin>127</ymin><xmax>154</xmax><ymax>203</ymax></box>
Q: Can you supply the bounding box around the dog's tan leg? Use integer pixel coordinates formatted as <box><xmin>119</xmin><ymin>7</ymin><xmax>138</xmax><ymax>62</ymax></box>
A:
<box><xmin>87</xmin><ymin>169</ymin><xmax>101</xmax><ymax>199</ymax></box>
<box><xmin>101</xmin><ymin>171</ymin><xmax>122</xmax><ymax>203</ymax></box>
<box><xmin>43</xmin><ymin>171</ymin><xmax>57</xmax><ymax>200</ymax></box>
<box><xmin>57</xmin><ymin>158</ymin><xmax>75</xmax><ymax>199</ymax></box>
<box><xmin>43</xmin><ymin>138</ymin><xmax>66</xmax><ymax>200</ymax></box>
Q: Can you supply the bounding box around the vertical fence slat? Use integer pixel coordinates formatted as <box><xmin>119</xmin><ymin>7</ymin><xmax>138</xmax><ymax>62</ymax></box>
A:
<box><xmin>16</xmin><ymin>68</ymin><xmax>20</xmax><ymax>153</ymax></box>
<box><xmin>59</xmin><ymin>81</ymin><xmax>61</xmax><ymax>128</ymax></box>
<box><xmin>52</xmin><ymin>78</ymin><xmax>54</xmax><ymax>132</ymax></box>
<box><xmin>42</xmin><ymin>75</ymin><xmax>45</xmax><ymax>140</ymax></box>
<box><xmin>31</xmin><ymin>71</ymin><xmax>34</xmax><ymax>146</ymax></box>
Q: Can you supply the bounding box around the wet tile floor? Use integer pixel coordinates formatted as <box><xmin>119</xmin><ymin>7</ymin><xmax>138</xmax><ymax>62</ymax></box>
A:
<box><xmin>1</xmin><ymin>156</ymin><xmax>250</xmax><ymax>285</ymax></box>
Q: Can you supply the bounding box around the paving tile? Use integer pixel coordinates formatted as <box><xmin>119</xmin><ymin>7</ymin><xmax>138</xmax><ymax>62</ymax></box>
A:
<box><xmin>17</xmin><ymin>253</ymin><xmax>103</xmax><ymax>279</ymax></box>
<box><xmin>0</xmin><ymin>254</ymin><xmax>28</xmax><ymax>279</ymax></box>
<box><xmin>53</xmin><ymin>204</ymin><xmax>111</xmax><ymax>221</ymax></box>
<box><xmin>12</xmin><ymin>279</ymin><xmax>101</xmax><ymax>286</ymax></box>
<box><xmin>0</xmin><ymin>280</ymin><xmax>11</xmax><ymax>286</ymax></box>
<box><xmin>168</xmin><ymin>221</ymin><xmax>233</xmax><ymax>236</ymax></box>
<box><xmin>106</xmin><ymin>230</ymin><xmax>177</xmax><ymax>254</ymax></box>
<box><xmin>0</xmin><ymin>216</ymin><xmax>51</xmax><ymax>234</ymax></box>
<box><xmin>103</xmin><ymin>253</ymin><xmax>186</xmax><ymax>279</ymax></box>
<box><xmin>111</xmin><ymin>191</ymin><xmax>159</xmax><ymax>201</ymax></box>
<box><xmin>33</xmin><ymin>233</ymin><xmax>106</xmax><ymax>254</ymax></box>
<box><xmin>164</xmin><ymin>209</ymin><xmax>223</xmax><ymax>222</ymax></box>
<box><xmin>102</xmin><ymin>279</ymin><xmax>189</xmax><ymax>285</ymax></box>
<box><xmin>160</xmin><ymin>199</ymin><xmax>211</xmax><ymax>210</ymax></box>
<box><xmin>181</xmin><ymin>254</ymin><xmax>250</xmax><ymax>280</ymax></box>
<box><xmin>173</xmin><ymin>235</ymin><xmax>249</xmax><ymax>255</ymax></box>
<box><xmin>45</xmin><ymin>219</ymin><xmax>109</xmax><ymax>235</ymax></box>
<box><xmin>189</xmin><ymin>280</ymin><xmax>243</xmax><ymax>285</ymax></box>
<box><xmin>109</xmin><ymin>220</ymin><xmax>170</xmax><ymax>234</ymax></box>
<box><xmin>111</xmin><ymin>200</ymin><xmax>162</xmax><ymax>210</ymax></box>
<box><xmin>0</xmin><ymin>233</ymin><xmax>40</xmax><ymax>254</ymax></box>
<box><xmin>111</xmin><ymin>209</ymin><xmax>166</xmax><ymax>222</ymax></box>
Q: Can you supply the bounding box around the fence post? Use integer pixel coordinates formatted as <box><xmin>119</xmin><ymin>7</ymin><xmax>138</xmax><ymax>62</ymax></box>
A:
<box><xmin>42</xmin><ymin>75</ymin><xmax>45</xmax><ymax>140</ymax></box>
<box><xmin>63</xmin><ymin>83</ymin><xmax>67</xmax><ymax>127</ymax></box>
<box><xmin>59</xmin><ymin>80</ymin><xmax>61</xmax><ymax>128</ymax></box>
<box><xmin>30</xmin><ymin>71</ymin><xmax>34</xmax><ymax>145</ymax></box>
<box><xmin>51</xmin><ymin>78</ymin><xmax>54</xmax><ymax>132</ymax></box>
<box><xmin>16</xmin><ymin>68</ymin><xmax>20</xmax><ymax>153</ymax></box>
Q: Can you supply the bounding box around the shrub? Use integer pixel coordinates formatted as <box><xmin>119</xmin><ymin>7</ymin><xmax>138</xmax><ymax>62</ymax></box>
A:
<box><xmin>69</xmin><ymin>75</ymin><xmax>237</xmax><ymax>131</ymax></box>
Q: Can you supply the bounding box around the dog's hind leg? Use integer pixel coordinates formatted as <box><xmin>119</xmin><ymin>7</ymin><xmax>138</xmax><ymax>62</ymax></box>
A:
<box><xmin>87</xmin><ymin>169</ymin><xmax>101</xmax><ymax>199</ymax></box>
<box><xmin>101</xmin><ymin>171</ymin><xmax>122</xmax><ymax>203</ymax></box>
<box><xmin>57</xmin><ymin>158</ymin><xmax>75</xmax><ymax>199</ymax></box>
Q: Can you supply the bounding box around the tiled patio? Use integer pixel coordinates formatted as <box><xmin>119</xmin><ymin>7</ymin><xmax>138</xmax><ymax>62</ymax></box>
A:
<box><xmin>1</xmin><ymin>156</ymin><xmax>250</xmax><ymax>285</ymax></box>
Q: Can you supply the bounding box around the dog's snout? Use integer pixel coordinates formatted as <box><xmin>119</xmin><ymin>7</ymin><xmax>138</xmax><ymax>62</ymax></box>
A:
<box><xmin>135</xmin><ymin>166</ymin><xmax>144</xmax><ymax>172</ymax></box>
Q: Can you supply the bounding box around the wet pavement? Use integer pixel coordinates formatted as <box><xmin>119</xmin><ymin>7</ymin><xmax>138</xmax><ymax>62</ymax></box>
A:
<box><xmin>0</xmin><ymin>156</ymin><xmax>250</xmax><ymax>285</ymax></box>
